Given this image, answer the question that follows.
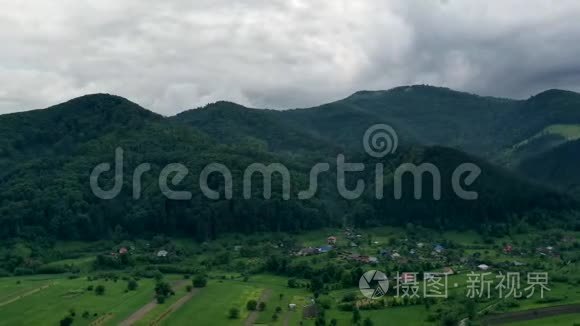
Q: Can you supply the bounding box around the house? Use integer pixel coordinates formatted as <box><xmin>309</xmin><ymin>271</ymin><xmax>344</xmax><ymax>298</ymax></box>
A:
<box><xmin>379</xmin><ymin>249</ymin><xmax>390</xmax><ymax>257</ymax></box>
<box><xmin>233</xmin><ymin>245</ymin><xmax>243</xmax><ymax>251</ymax></box>
<box><xmin>417</xmin><ymin>242</ymin><xmax>425</xmax><ymax>248</ymax></box>
<box><xmin>442</xmin><ymin>267</ymin><xmax>455</xmax><ymax>275</ymax></box>
<box><xmin>409</xmin><ymin>249</ymin><xmax>416</xmax><ymax>255</ymax></box>
<box><xmin>327</xmin><ymin>236</ymin><xmax>337</xmax><ymax>245</ymax></box>
<box><xmin>156</xmin><ymin>250</ymin><xmax>168</xmax><ymax>257</ymax></box>
<box><xmin>350</xmin><ymin>242</ymin><xmax>358</xmax><ymax>248</ymax></box>
<box><xmin>288</xmin><ymin>303</ymin><xmax>297</xmax><ymax>311</ymax></box>
<box><xmin>434</xmin><ymin>244</ymin><xmax>445</xmax><ymax>253</ymax></box>
<box><xmin>119</xmin><ymin>247</ymin><xmax>128</xmax><ymax>255</ymax></box>
<box><xmin>512</xmin><ymin>261</ymin><xmax>526</xmax><ymax>266</ymax></box>
<box><xmin>298</xmin><ymin>247</ymin><xmax>319</xmax><ymax>256</ymax></box>
<box><xmin>348</xmin><ymin>254</ymin><xmax>376</xmax><ymax>264</ymax></box>
<box><xmin>318</xmin><ymin>245</ymin><xmax>333</xmax><ymax>253</ymax></box>
<box><xmin>477</xmin><ymin>264</ymin><xmax>490</xmax><ymax>271</ymax></box>
<box><xmin>503</xmin><ymin>244</ymin><xmax>513</xmax><ymax>254</ymax></box>
<box><xmin>391</xmin><ymin>252</ymin><xmax>401</xmax><ymax>259</ymax></box>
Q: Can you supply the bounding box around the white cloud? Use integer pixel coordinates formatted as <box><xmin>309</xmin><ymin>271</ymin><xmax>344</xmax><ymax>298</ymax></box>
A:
<box><xmin>1</xmin><ymin>0</ymin><xmax>579</xmax><ymax>114</ymax></box>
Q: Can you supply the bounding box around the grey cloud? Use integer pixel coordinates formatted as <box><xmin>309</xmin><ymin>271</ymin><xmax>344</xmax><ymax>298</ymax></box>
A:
<box><xmin>1</xmin><ymin>0</ymin><xmax>580</xmax><ymax>115</ymax></box>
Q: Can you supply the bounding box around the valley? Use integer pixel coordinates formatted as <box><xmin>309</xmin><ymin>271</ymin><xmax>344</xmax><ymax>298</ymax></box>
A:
<box><xmin>0</xmin><ymin>226</ymin><xmax>578</xmax><ymax>325</ymax></box>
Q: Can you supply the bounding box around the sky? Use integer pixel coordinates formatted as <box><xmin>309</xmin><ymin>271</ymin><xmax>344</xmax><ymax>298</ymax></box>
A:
<box><xmin>1</xmin><ymin>0</ymin><xmax>580</xmax><ymax>115</ymax></box>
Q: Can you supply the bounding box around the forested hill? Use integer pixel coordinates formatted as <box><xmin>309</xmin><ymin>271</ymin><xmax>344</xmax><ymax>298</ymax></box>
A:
<box><xmin>0</xmin><ymin>89</ymin><xmax>578</xmax><ymax>241</ymax></box>
<box><xmin>175</xmin><ymin>85</ymin><xmax>580</xmax><ymax>197</ymax></box>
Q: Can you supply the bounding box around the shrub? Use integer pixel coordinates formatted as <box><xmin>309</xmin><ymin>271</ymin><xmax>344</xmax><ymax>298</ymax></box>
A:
<box><xmin>59</xmin><ymin>316</ymin><xmax>73</xmax><ymax>326</ymax></box>
<box><xmin>95</xmin><ymin>285</ymin><xmax>105</xmax><ymax>295</ymax></box>
<box><xmin>228</xmin><ymin>307</ymin><xmax>240</xmax><ymax>319</ymax></box>
<box><xmin>246</xmin><ymin>300</ymin><xmax>258</xmax><ymax>311</ymax></box>
<box><xmin>192</xmin><ymin>275</ymin><xmax>207</xmax><ymax>288</ymax></box>
<box><xmin>127</xmin><ymin>279</ymin><xmax>138</xmax><ymax>291</ymax></box>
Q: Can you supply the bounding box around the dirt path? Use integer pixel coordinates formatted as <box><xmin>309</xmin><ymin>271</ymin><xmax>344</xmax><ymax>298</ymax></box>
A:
<box><xmin>282</xmin><ymin>311</ymin><xmax>290</xmax><ymax>326</ymax></box>
<box><xmin>482</xmin><ymin>303</ymin><xmax>580</xmax><ymax>325</ymax></box>
<box><xmin>150</xmin><ymin>288</ymin><xmax>200</xmax><ymax>325</ymax></box>
<box><xmin>0</xmin><ymin>282</ymin><xmax>55</xmax><ymax>307</ymax></box>
<box><xmin>244</xmin><ymin>289</ymin><xmax>273</xmax><ymax>326</ymax></box>
<box><xmin>119</xmin><ymin>279</ymin><xmax>190</xmax><ymax>326</ymax></box>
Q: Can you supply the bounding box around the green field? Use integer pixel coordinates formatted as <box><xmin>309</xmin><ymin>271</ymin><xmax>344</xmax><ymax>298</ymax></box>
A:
<box><xmin>0</xmin><ymin>227</ymin><xmax>578</xmax><ymax>325</ymax></box>
<box><xmin>0</xmin><ymin>275</ymin><xmax>158</xmax><ymax>325</ymax></box>
<box><xmin>506</xmin><ymin>313</ymin><xmax>580</xmax><ymax>325</ymax></box>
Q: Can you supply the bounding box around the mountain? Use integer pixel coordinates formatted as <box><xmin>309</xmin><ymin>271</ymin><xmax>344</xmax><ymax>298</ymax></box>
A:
<box><xmin>0</xmin><ymin>89</ymin><xmax>578</xmax><ymax>241</ymax></box>
<box><xmin>174</xmin><ymin>85</ymin><xmax>580</xmax><ymax>197</ymax></box>
<box><xmin>172</xmin><ymin>101</ymin><xmax>338</xmax><ymax>154</ymax></box>
<box><xmin>519</xmin><ymin>139</ymin><xmax>580</xmax><ymax>197</ymax></box>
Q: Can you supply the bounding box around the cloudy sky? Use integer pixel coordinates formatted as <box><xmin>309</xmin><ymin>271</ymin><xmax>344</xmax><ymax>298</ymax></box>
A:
<box><xmin>1</xmin><ymin>0</ymin><xmax>580</xmax><ymax>115</ymax></box>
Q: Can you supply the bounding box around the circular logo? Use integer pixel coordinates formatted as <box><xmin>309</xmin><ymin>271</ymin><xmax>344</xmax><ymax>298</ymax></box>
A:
<box><xmin>359</xmin><ymin>270</ymin><xmax>389</xmax><ymax>299</ymax></box>
<box><xmin>363</xmin><ymin>124</ymin><xmax>398</xmax><ymax>158</ymax></box>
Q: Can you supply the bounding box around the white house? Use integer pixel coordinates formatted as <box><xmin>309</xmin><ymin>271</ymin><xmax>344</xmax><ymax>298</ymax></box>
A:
<box><xmin>477</xmin><ymin>264</ymin><xmax>490</xmax><ymax>271</ymax></box>
<box><xmin>157</xmin><ymin>250</ymin><xmax>169</xmax><ymax>257</ymax></box>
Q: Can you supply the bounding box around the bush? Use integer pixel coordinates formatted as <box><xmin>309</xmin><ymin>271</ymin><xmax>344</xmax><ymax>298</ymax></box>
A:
<box><xmin>192</xmin><ymin>275</ymin><xmax>207</xmax><ymax>288</ymax></box>
<box><xmin>186</xmin><ymin>285</ymin><xmax>193</xmax><ymax>292</ymax></box>
<box><xmin>59</xmin><ymin>316</ymin><xmax>74</xmax><ymax>326</ymax></box>
<box><xmin>246</xmin><ymin>300</ymin><xmax>258</xmax><ymax>311</ymax></box>
<box><xmin>95</xmin><ymin>285</ymin><xmax>105</xmax><ymax>295</ymax></box>
<box><xmin>258</xmin><ymin>302</ymin><xmax>266</xmax><ymax>311</ymax></box>
<box><xmin>127</xmin><ymin>279</ymin><xmax>138</xmax><ymax>291</ymax></box>
<box><xmin>228</xmin><ymin>307</ymin><xmax>240</xmax><ymax>319</ymax></box>
<box><xmin>338</xmin><ymin>303</ymin><xmax>355</xmax><ymax>311</ymax></box>
<box><xmin>287</xmin><ymin>278</ymin><xmax>299</xmax><ymax>288</ymax></box>
<box><xmin>342</xmin><ymin>292</ymin><xmax>356</xmax><ymax>302</ymax></box>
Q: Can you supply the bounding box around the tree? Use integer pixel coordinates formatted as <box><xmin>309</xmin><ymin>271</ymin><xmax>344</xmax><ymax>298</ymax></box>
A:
<box><xmin>330</xmin><ymin>319</ymin><xmax>338</xmax><ymax>326</ymax></box>
<box><xmin>59</xmin><ymin>316</ymin><xmax>74</xmax><ymax>326</ymax></box>
<box><xmin>352</xmin><ymin>308</ymin><xmax>361</xmax><ymax>324</ymax></box>
<box><xmin>228</xmin><ymin>307</ymin><xmax>240</xmax><ymax>319</ymax></box>
<box><xmin>246</xmin><ymin>299</ymin><xmax>258</xmax><ymax>311</ymax></box>
<box><xmin>95</xmin><ymin>285</ymin><xmax>105</xmax><ymax>295</ymax></box>
<box><xmin>127</xmin><ymin>279</ymin><xmax>138</xmax><ymax>291</ymax></box>
<box><xmin>288</xmin><ymin>278</ymin><xmax>299</xmax><ymax>288</ymax></box>
<box><xmin>155</xmin><ymin>280</ymin><xmax>173</xmax><ymax>303</ymax></box>
<box><xmin>258</xmin><ymin>301</ymin><xmax>266</xmax><ymax>311</ymax></box>
<box><xmin>192</xmin><ymin>275</ymin><xmax>207</xmax><ymax>288</ymax></box>
<box><xmin>363</xmin><ymin>317</ymin><xmax>374</xmax><ymax>326</ymax></box>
